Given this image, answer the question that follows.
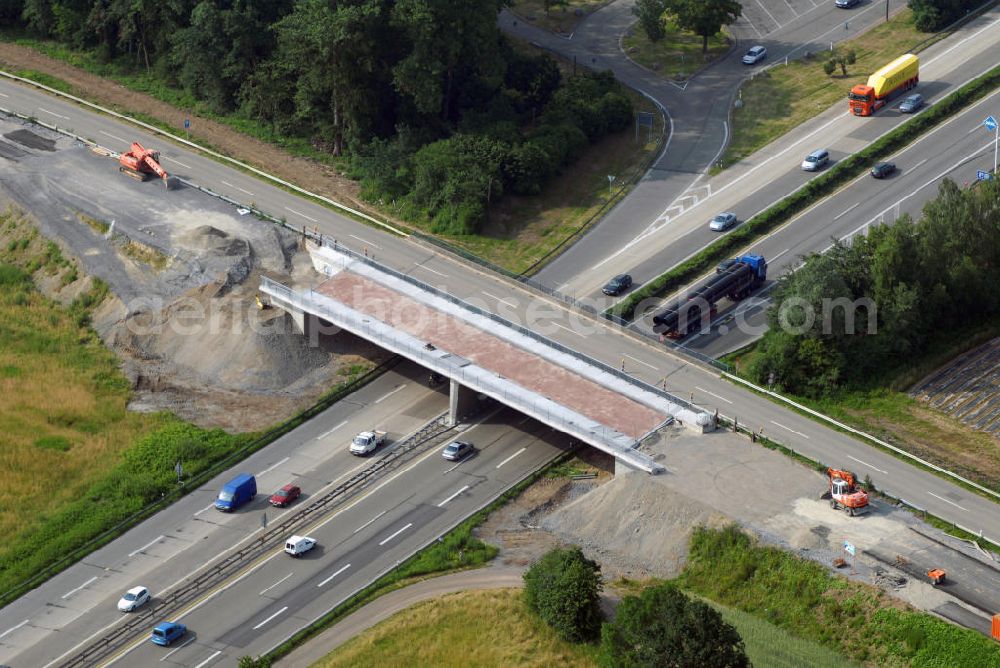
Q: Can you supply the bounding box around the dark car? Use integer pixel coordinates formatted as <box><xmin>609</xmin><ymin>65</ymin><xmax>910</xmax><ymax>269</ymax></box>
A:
<box><xmin>602</xmin><ymin>274</ymin><xmax>633</xmax><ymax>296</ymax></box>
<box><xmin>151</xmin><ymin>621</ymin><xmax>186</xmax><ymax>646</ymax></box>
<box><xmin>836</xmin><ymin>0</ymin><xmax>860</xmax><ymax>7</ymax></box>
<box><xmin>442</xmin><ymin>441</ymin><xmax>474</xmax><ymax>461</ymax></box>
<box><xmin>870</xmin><ymin>162</ymin><xmax>896</xmax><ymax>179</ymax></box>
<box><xmin>899</xmin><ymin>94</ymin><xmax>923</xmax><ymax>113</ymax></box>
<box><xmin>269</xmin><ymin>484</ymin><xmax>301</xmax><ymax>508</ymax></box>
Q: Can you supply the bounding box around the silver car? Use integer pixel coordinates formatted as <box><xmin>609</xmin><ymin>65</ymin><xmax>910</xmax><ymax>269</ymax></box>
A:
<box><xmin>801</xmin><ymin>149</ymin><xmax>829</xmax><ymax>171</ymax></box>
<box><xmin>899</xmin><ymin>94</ymin><xmax>923</xmax><ymax>113</ymax></box>
<box><xmin>709</xmin><ymin>212</ymin><xmax>738</xmax><ymax>232</ymax></box>
<box><xmin>742</xmin><ymin>46</ymin><xmax>767</xmax><ymax>65</ymax></box>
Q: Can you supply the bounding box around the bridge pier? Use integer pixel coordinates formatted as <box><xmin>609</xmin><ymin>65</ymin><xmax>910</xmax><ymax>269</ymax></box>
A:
<box><xmin>448</xmin><ymin>379</ymin><xmax>479</xmax><ymax>426</ymax></box>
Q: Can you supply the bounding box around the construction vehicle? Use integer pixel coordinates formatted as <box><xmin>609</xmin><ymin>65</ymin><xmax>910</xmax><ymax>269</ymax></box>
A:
<box><xmin>350</xmin><ymin>429</ymin><xmax>387</xmax><ymax>456</ymax></box>
<box><xmin>652</xmin><ymin>254</ymin><xmax>767</xmax><ymax>339</ymax></box>
<box><xmin>118</xmin><ymin>142</ymin><xmax>176</xmax><ymax>189</ymax></box>
<box><xmin>927</xmin><ymin>568</ymin><xmax>947</xmax><ymax>586</ymax></box>
<box><xmin>849</xmin><ymin>54</ymin><xmax>919</xmax><ymax>116</ymax></box>
<box><xmin>827</xmin><ymin>468</ymin><xmax>870</xmax><ymax>516</ymax></box>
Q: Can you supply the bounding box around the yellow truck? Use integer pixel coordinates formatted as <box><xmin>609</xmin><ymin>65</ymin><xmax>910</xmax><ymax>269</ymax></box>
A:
<box><xmin>849</xmin><ymin>54</ymin><xmax>919</xmax><ymax>116</ymax></box>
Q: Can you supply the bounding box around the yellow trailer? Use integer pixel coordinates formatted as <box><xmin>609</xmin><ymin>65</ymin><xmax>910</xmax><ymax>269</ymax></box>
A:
<box><xmin>849</xmin><ymin>54</ymin><xmax>919</xmax><ymax>116</ymax></box>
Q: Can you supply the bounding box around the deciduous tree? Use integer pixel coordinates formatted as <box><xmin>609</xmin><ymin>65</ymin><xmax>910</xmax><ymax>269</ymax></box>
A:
<box><xmin>663</xmin><ymin>0</ymin><xmax>740</xmax><ymax>53</ymax></box>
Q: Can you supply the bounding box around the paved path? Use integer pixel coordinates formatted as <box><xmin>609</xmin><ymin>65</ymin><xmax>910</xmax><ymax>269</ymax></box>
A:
<box><xmin>276</xmin><ymin>566</ymin><xmax>526</xmax><ymax>667</ymax></box>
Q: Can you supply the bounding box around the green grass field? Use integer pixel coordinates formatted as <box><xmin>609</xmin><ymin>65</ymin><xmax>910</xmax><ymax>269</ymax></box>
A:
<box><xmin>622</xmin><ymin>21</ymin><xmax>729</xmax><ymax>81</ymax></box>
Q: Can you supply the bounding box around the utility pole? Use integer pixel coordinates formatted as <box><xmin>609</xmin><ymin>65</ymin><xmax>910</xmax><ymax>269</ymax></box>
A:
<box><xmin>885</xmin><ymin>0</ymin><xmax>889</xmax><ymax>22</ymax></box>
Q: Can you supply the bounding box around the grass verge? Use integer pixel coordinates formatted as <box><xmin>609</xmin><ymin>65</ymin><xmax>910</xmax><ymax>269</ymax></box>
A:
<box><xmin>507</xmin><ymin>0</ymin><xmax>611</xmax><ymax>35</ymax></box>
<box><xmin>621</xmin><ymin>21</ymin><xmax>729</xmax><ymax>82</ymax></box>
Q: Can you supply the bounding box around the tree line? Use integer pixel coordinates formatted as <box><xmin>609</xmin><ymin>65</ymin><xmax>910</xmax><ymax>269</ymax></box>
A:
<box><xmin>748</xmin><ymin>177</ymin><xmax>1000</xmax><ymax>397</ymax></box>
<box><xmin>0</xmin><ymin>0</ymin><xmax>633</xmax><ymax>234</ymax></box>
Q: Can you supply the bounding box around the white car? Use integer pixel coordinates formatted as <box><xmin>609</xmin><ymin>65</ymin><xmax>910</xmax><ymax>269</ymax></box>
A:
<box><xmin>284</xmin><ymin>535</ymin><xmax>317</xmax><ymax>557</ymax></box>
<box><xmin>742</xmin><ymin>46</ymin><xmax>767</xmax><ymax>65</ymax></box>
<box><xmin>117</xmin><ymin>586</ymin><xmax>150</xmax><ymax>612</ymax></box>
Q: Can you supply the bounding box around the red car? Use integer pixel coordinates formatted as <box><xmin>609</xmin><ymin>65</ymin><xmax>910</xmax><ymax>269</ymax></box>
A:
<box><xmin>269</xmin><ymin>484</ymin><xmax>301</xmax><ymax>507</ymax></box>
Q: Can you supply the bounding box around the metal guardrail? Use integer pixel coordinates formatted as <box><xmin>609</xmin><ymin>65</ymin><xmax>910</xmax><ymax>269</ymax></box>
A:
<box><xmin>59</xmin><ymin>414</ymin><xmax>454</xmax><ymax>667</ymax></box>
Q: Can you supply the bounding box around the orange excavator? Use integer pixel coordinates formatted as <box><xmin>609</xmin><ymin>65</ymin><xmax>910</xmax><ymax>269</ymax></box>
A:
<box><xmin>118</xmin><ymin>142</ymin><xmax>176</xmax><ymax>189</ymax></box>
<box><xmin>827</xmin><ymin>468</ymin><xmax>869</xmax><ymax>516</ymax></box>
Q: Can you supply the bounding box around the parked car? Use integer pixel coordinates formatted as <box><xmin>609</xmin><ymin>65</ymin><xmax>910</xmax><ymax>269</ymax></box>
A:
<box><xmin>215</xmin><ymin>473</ymin><xmax>256</xmax><ymax>512</ymax></box>
<box><xmin>836</xmin><ymin>0</ymin><xmax>860</xmax><ymax>7</ymax></box>
<box><xmin>801</xmin><ymin>149</ymin><xmax>830</xmax><ymax>171</ymax></box>
<box><xmin>284</xmin><ymin>535</ymin><xmax>317</xmax><ymax>557</ymax></box>
<box><xmin>742</xmin><ymin>46</ymin><xmax>767</xmax><ymax>65</ymax></box>
<box><xmin>269</xmin><ymin>484</ymin><xmax>301</xmax><ymax>508</ymax></box>
<box><xmin>117</xmin><ymin>586</ymin><xmax>150</xmax><ymax>612</ymax></box>
<box><xmin>150</xmin><ymin>622</ymin><xmax>186</xmax><ymax>646</ymax></box>
<box><xmin>709</xmin><ymin>212</ymin><xmax>738</xmax><ymax>232</ymax></box>
<box><xmin>602</xmin><ymin>274</ymin><xmax>633</xmax><ymax>296</ymax></box>
<box><xmin>442</xmin><ymin>440</ymin><xmax>474</xmax><ymax>461</ymax></box>
<box><xmin>870</xmin><ymin>162</ymin><xmax>897</xmax><ymax>179</ymax></box>
<box><xmin>899</xmin><ymin>94</ymin><xmax>924</xmax><ymax>113</ymax></box>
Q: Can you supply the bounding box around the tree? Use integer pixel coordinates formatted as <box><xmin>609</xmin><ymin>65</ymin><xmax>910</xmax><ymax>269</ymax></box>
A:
<box><xmin>824</xmin><ymin>48</ymin><xmax>856</xmax><ymax>77</ymax></box>
<box><xmin>632</xmin><ymin>0</ymin><xmax>668</xmax><ymax>43</ymax></box>
<box><xmin>663</xmin><ymin>0</ymin><xmax>741</xmax><ymax>53</ymax></box>
<box><xmin>523</xmin><ymin>546</ymin><xmax>603</xmax><ymax>642</ymax></box>
<box><xmin>908</xmin><ymin>0</ymin><xmax>979</xmax><ymax>32</ymax></box>
<box><xmin>600</xmin><ymin>583</ymin><xmax>749</xmax><ymax>668</ymax></box>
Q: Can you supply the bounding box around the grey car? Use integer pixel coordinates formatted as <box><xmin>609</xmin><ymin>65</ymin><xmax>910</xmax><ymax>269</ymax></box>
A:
<box><xmin>442</xmin><ymin>441</ymin><xmax>474</xmax><ymax>461</ymax></box>
<box><xmin>899</xmin><ymin>94</ymin><xmax>923</xmax><ymax>113</ymax></box>
<box><xmin>709</xmin><ymin>212</ymin><xmax>738</xmax><ymax>232</ymax></box>
<box><xmin>801</xmin><ymin>149</ymin><xmax>829</xmax><ymax>171</ymax></box>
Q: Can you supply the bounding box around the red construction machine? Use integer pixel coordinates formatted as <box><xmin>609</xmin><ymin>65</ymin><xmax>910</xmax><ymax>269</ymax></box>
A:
<box><xmin>118</xmin><ymin>142</ymin><xmax>176</xmax><ymax>189</ymax></box>
<box><xmin>827</xmin><ymin>468</ymin><xmax>870</xmax><ymax>516</ymax></box>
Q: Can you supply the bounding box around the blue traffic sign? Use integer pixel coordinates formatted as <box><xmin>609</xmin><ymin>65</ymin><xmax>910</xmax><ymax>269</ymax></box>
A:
<box><xmin>977</xmin><ymin>170</ymin><xmax>992</xmax><ymax>181</ymax></box>
<box><xmin>985</xmin><ymin>115</ymin><xmax>998</xmax><ymax>132</ymax></box>
<box><xmin>184</xmin><ymin>118</ymin><xmax>190</xmax><ymax>129</ymax></box>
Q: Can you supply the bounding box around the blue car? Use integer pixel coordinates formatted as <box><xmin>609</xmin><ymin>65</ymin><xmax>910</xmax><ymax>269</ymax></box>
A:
<box><xmin>151</xmin><ymin>621</ymin><xmax>186</xmax><ymax>646</ymax></box>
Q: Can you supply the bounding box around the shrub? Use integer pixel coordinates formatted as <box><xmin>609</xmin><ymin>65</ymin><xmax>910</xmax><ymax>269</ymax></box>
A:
<box><xmin>523</xmin><ymin>546</ymin><xmax>603</xmax><ymax>642</ymax></box>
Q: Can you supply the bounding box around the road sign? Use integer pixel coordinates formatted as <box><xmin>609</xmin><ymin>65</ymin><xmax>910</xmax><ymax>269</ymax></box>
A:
<box><xmin>843</xmin><ymin>540</ymin><xmax>856</xmax><ymax>556</ymax></box>
<box><xmin>261</xmin><ymin>512</ymin><xmax>268</xmax><ymax>529</ymax></box>
<box><xmin>985</xmin><ymin>115</ymin><xmax>998</xmax><ymax>132</ymax></box>
<box><xmin>978</xmin><ymin>170</ymin><xmax>992</xmax><ymax>181</ymax></box>
<box><xmin>183</xmin><ymin>118</ymin><xmax>190</xmax><ymax>130</ymax></box>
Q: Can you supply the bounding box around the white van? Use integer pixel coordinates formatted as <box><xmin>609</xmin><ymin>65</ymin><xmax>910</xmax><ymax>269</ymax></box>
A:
<box><xmin>284</xmin><ymin>535</ymin><xmax>317</xmax><ymax>557</ymax></box>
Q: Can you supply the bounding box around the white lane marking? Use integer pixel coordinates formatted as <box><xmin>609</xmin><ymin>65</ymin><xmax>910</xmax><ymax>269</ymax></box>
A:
<box><xmin>769</xmin><ymin>248</ymin><xmax>790</xmax><ymax>263</ymax></box>
<box><xmin>194</xmin><ymin>502</ymin><xmax>216</xmax><ymax>517</ymax></box>
<box><xmin>375</xmin><ymin>384</ymin><xmax>406</xmax><ymax>404</ymax></box>
<box><xmin>378</xmin><ymin>522</ymin><xmax>413</xmax><ymax>546</ymax></box>
<box><xmin>127</xmin><ymin>534</ymin><xmax>165</xmax><ymax>558</ymax></box>
<box><xmin>354</xmin><ymin>510</ymin><xmax>387</xmax><ymax>534</ymax></box>
<box><xmin>285</xmin><ymin>207</ymin><xmax>317</xmax><ymax>223</ymax></box>
<box><xmin>928</xmin><ymin>491</ymin><xmax>968</xmax><ymax>512</ymax></box>
<box><xmin>622</xmin><ymin>353</ymin><xmax>657</xmax><ymax>371</ymax></box>
<box><xmin>437</xmin><ymin>485</ymin><xmax>470</xmax><ymax>507</ymax></box>
<box><xmin>257</xmin><ymin>456</ymin><xmax>290</xmax><ymax>477</ymax></box>
<box><xmin>0</xmin><ymin>619</ymin><xmax>29</xmax><ymax>639</ymax></box>
<box><xmin>192</xmin><ymin>650</ymin><xmax>222</xmax><ymax>668</ymax></box>
<box><xmin>833</xmin><ymin>203</ymin><xmax>860</xmax><ymax>221</ymax></box>
<box><xmin>350</xmin><ymin>234</ymin><xmax>381</xmax><ymax>249</ymax></box>
<box><xmin>901</xmin><ymin>157</ymin><xmax>927</xmax><ymax>174</ymax></box>
<box><xmin>38</xmin><ymin>107</ymin><xmax>69</xmax><ymax>120</ymax></box>
<box><xmin>0</xmin><ymin>92</ymin><xmax>8</xmax><ymax>98</ymax></box>
<box><xmin>754</xmin><ymin>0</ymin><xmax>781</xmax><ymax>31</ymax></box>
<box><xmin>222</xmin><ymin>180</ymin><xmax>255</xmax><ymax>196</ymax></box>
<box><xmin>317</xmin><ymin>420</ymin><xmax>348</xmax><ymax>440</ymax></box>
<box><xmin>483</xmin><ymin>291</ymin><xmax>516</xmax><ymax>307</ymax></box>
<box><xmin>848</xmin><ymin>455</ymin><xmax>887</xmax><ymax>475</ymax></box>
<box><xmin>163</xmin><ymin>156</ymin><xmax>191</xmax><ymax>169</ymax></box>
<box><xmin>417</xmin><ymin>263</ymin><xmax>448</xmax><ymax>278</ymax></box>
<box><xmin>317</xmin><ymin>563</ymin><xmax>352</xmax><ymax>587</ymax></box>
<box><xmin>252</xmin><ymin>606</ymin><xmax>288</xmax><ymax>630</ymax></box>
<box><xmin>552</xmin><ymin>322</ymin><xmax>584</xmax><ymax>337</ymax></box>
<box><xmin>259</xmin><ymin>573</ymin><xmax>294</xmax><ymax>596</ymax></box>
<box><xmin>694</xmin><ymin>386</ymin><xmax>732</xmax><ymax>405</ymax></box>
<box><xmin>160</xmin><ymin>636</ymin><xmax>195</xmax><ymax>661</ymax></box>
<box><xmin>495</xmin><ymin>447</ymin><xmax>527</xmax><ymax>470</ymax></box>
<box><xmin>769</xmin><ymin>421</ymin><xmax>810</xmax><ymax>439</ymax></box>
<box><xmin>61</xmin><ymin>575</ymin><xmax>99</xmax><ymax>600</ymax></box>
<box><xmin>100</xmin><ymin>130</ymin><xmax>128</xmax><ymax>144</ymax></box>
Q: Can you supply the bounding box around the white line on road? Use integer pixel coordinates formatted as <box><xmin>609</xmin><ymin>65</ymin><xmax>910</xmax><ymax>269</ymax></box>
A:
<box><xmin>160</xmin><ymin>636</ymin><xmax>195</xmax><ymax>661</ymax></box>
<box><xmin>38</xmin><ymin>107</ymin><xmax>69</xmax><ymax>120</ymax></box>
<box><xmin>354</xmin><ymin>510</ymin><xmax>387</xmax><ymax>534</ymax></box>
<box><xmin>317</xmin><ymin>420</ymin><xmax>348</xmax><ymax>440</ymax></box>
<box><xmin>694</xmin><ymin>386</ymin><xmax>732</xmax><ymax>404</ymax></box>
<box><xmin>483</xmin><ymin>291</ymin><xmax>516</xmax><ymax>307</ymax></box>
<box><xmin>317</xmin><ymin>563</ymin><xmax>352</xmax><ymax>587</ymax></box>
<box><xmin>437</xmin><ymin>485</ymin><xmax>470</xmax><ymax>507</ymax></box>
<box><xmin>848</xmin><ymin>455</ymin><xmax>887</xmax><ymax>475</ymax></box>
<box><xmin>833</xmin><ymin>202</ymin><xmax>860</xmax><ymax>221</ymax></box>
<box><xmin>902</xmin><ymin>157</ymin><xmax>928</xmax><ymax>174</ymax></box>
<box><xmin>99</xmin><ymin>130</ymin><xmax>128</xmax><ymax>144</ymax></box>
<box><xmin>375</xmin><ymin>385</ymin><xmax>406</xmax><ymax>404</ymax></box>
<box><xmin>192</xmin><ymin>650</ymin><xmax>222</xmax><ymax>668</ymax></box>
<box><xmin>379</xmin><ymin>522</ymin><xmax>413</xmax><ymax>546</ymax></box>
<box><xmin>769</xmin><ymin>248</ymin><xmax>790</xmax><ymax>263</ymax></box>
<box><xmin>928</xmin><ymin>491</ymin><xmax>968</xmax><ymax>512</ymax></box>
<box><xmin>0</xmin><ymin>620</ymin><xmax>29</xmax><ymax>639</ymax></box>
<box><xmin>259</xmin><ymin>573</ymin><xmax>294</xmax><ymax>596</ymax></box>
<box><xmin>285</xmin><ymin>207</ymin><xmax>317</xmax><ymax>223</ymax></box>
<box><xmin>350</xmin><ymin>234</ymin><xmax>381</xmax><ymax>249</ymax></box>
<box><xmin>769</xmin><ymin>421</ymin><xmax>810</xmax><ymax>439</ymax></box>
<box><xmin>552</xmin><ymin>322</ymin><xmax>584</xmax><ymax>337</ymax></box>
<box><xmin>496</xmin><ymin>447</ymin><xmax>527</xmax><ymax>469</ymax></box>
<box><xmin>194</xmin><ymin>502</ymin><xmax>216</xmax><ymax>517</ymax></box>
<box><xmin>61</xmin><ymin>575</ymin><xmax>99</xmax><ymax>600</ymax></box>
<box><xmin>0</xmin><ymin>92</ymin><xmax>8</xmax><ymax>97</ymax></box>
<box><xmin>163</xmin><ymin>156</ymin><xmax>191</xmax><ymax>169</ymax></box>
<box><xmin>222</xmin><ymin>180</ymin><xmax>255</xmax><ymax>196</ymax></box>
<box><xmin>257</xmin><ymin>456</ymin><xmax>290</xmax><ymax>477</ymax></box>
<box><xmin>754</xmin><ymin>0</ymin><xmax>781</xmax><ymax>31</ymax></box>
<box><xmin>622</xmin><ymin>354</ymin><xmax>657</xmax><ymax>371</ymax></box>
<box><xmin>252</xmin><ymin>606</ymin><xmax>288</xmax><ymax>630</ymax></box>
<box><xmin>417</xmin><ymin>263</ymin><xmax>448</xmax><ymax>278</ymax></box>
<box><xmin>128</xmin><ymin>535</ymin><xmax>165</xmax><ymax>558</ymax></box>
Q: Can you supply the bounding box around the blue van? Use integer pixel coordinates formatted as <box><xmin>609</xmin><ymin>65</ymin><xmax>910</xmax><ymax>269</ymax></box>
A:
<box><xmin>151</xmin><ymin>621</ymin><xmax>186</xmax><ymax>646</ymax></box>
<box><xmin>215</xmin><ymin>473</ymin><xmax>256</xmax><ymax>512</ymax></box>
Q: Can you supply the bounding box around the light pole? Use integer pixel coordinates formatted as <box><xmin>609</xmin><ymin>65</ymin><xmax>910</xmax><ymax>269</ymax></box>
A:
<box><xmin>607</xmin><ymin>174</ymin><xmax>615</xmax><ymax>199</ymax></box>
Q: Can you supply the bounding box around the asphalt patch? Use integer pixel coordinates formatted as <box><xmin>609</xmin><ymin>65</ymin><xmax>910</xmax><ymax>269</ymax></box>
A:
<box><xmin>0</xmin><ymin>139</ymin><xmax>26</xmax><ymax>160</ymax></box>
<box><xmin>4</xmin><ymin>128</ymin><xmax>56</xmax><ymax>151</ymax></box>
